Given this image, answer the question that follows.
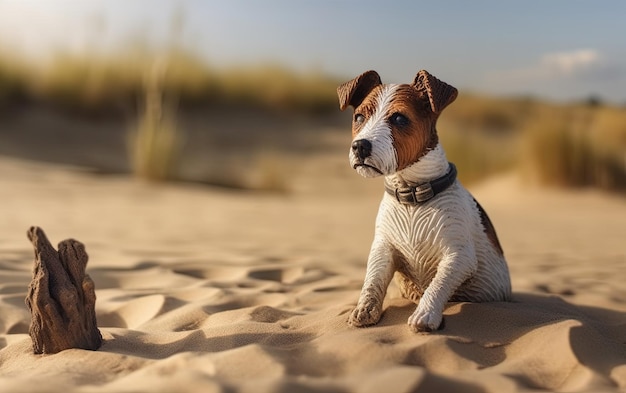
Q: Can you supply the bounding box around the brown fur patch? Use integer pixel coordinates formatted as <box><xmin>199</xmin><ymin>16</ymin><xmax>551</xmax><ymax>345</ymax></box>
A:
<box><xmin>351</xmin><ymin>85</ymin><xmax>384</xmax><ymax>139</ymax></box>
<box><xmin>473</xmin><ymin>198</ymin><xmax>504</xmax><ymax>256</ymax></box>
<box><xmin>386</xmin><ymin>85</ymin><xmax>438</xmax><ymax>170</ymax></box>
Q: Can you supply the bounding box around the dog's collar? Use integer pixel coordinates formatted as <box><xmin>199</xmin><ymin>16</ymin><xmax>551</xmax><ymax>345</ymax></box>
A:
<box><xmin>385</xmin><ymin>162</ymin><xmax>457</xmax><ymax>205</ymax></box>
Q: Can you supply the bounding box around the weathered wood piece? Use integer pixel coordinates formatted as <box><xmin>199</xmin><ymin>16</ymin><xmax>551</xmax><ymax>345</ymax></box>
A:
<box><xmin>25</xmin><ymin>226</ymin><xmax>102</xmax><ymax>354</ymax></box>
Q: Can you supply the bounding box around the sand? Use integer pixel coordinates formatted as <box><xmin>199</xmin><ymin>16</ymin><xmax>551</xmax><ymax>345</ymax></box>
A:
<box><xmin>0</xmin><ymin>154</ymin><xmax>625</xmax><ymax>393</ymax></box>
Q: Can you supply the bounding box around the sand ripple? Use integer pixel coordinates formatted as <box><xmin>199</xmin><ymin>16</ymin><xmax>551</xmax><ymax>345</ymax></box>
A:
<box><xmin>1</xmin><ymin>160</ymin><xmax>625</xmax><ymax>392</ymax></box>
<box><xmin>2</xmin><ymin>257</ymin><xmax>624</xmax><ymax>393</ymax></box>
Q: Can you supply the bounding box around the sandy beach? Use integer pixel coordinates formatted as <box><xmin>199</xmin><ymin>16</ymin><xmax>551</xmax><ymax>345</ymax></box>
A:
<box><xmin>0</xmin><ymin>152</ymin><xmax>625</xmax><ymax>393</ymax></box>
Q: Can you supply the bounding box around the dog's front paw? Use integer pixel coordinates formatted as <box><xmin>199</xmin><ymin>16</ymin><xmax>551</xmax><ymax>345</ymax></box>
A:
<box><xmin>408</xmin><ymin>306</ymin><xmax>443</xmax><ymax>332</ymax></box>
<box><xmin>348</xmin><ymin>299</ymin><xmax>382</xmax><ymax>327</ymax></box>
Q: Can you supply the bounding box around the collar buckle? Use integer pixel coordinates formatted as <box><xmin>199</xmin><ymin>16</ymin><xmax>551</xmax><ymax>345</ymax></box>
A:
<box><xmin>412</xmin><ymin>183</ymin><xmax>435</xmax><ymax>203</ymax></box>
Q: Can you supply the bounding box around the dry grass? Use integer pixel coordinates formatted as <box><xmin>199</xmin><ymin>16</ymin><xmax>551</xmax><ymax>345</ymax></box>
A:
<box><xmin>441</xmin><ymin>94</ymin><xmax>626</xmax><ymax>192</ymax></box>
<box><xmin>0</xmin><ymin>47</ymin><xmax>338</xmax><ymax>114</ymax></box>
<box><xmin>215</xmin><ymin>65</ymin><xmax>338</xmax><ymax>113</ymax></box>
<box><xmin>436</xmin><ymin>94</ymin><xmax>526</xmax><ymax>185</ymax></box>
<box><xmin>128</xmin><ymin>61</ymin><xmax>183</xmax><ymax>182</ymax></box>
<box><xmin>0</xmin><ymin>50</ymin><xmax>29</xmax><ymax>105</ymax></box>
<box><xmin>445</xmin><ymin>93</ymin><xmax>535</xmax><ymax>132</ymax></box>
<box><xmin>521</xmin><ymin>104</ymin><xmax>626</xmax><ymax>191</ymax></box>
<box><xmin>1</xmin><ymin>47</ymin><xmax>624</xmax><ymax>192</ymax></box>
<box><xmin>438</xmin><ymin>125</ymin><xmax>519</xmax><ymax>185</ymax></box>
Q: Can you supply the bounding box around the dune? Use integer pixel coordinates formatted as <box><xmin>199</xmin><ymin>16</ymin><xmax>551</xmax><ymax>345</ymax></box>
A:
<box><xmin>0</xmin><ymin>155</ymin><xmax>625</xmax><ymax>392</ymax></box>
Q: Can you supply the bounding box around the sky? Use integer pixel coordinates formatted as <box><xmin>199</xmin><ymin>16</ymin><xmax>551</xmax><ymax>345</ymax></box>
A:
<box><xmin>1</xmin><ymin>0</ymin><xmax>625</xmax><ymax>103</ymax></box>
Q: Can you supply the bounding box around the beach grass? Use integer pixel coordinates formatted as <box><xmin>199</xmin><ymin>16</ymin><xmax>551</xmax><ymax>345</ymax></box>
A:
<box><xmin>1</xmin><ymin>47</ymin><xmax>624</xmax><ymax>192</ymax></box>
<box><xmin>520</xmin><ymin>104</ymin><xmax>626</xmax><ymax>191</ymax></box>
<box><xmin>127</xmin><ymin>61</ymin><xmax>183</xmax><ymax>182</ymax></box>
<box><xmin>0</xmin><ymin>48</ymin><xmax>339</xmax><ymax>115</ymax></box>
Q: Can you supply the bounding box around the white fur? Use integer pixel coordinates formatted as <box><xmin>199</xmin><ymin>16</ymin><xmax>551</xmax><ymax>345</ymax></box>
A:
<box><xmin>350</xmin><ymin>144</ymin><xmax>511</xmax><ymax>332</ymax></box>
<box><xmin>348</xmin><ymin>84</ymin><xmax>399</xmax><ymax>177</ymax></box>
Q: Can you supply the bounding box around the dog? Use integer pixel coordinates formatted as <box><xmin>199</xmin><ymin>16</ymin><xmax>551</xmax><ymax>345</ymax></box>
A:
<box><xmin>337</xmin><ymin>70</ymin><xmax>511</xmax><ymax>332</ymax></box>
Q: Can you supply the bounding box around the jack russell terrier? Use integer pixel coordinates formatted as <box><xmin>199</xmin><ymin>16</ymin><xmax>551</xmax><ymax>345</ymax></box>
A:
<box><xmin>338</xmin><ymin>70</ymin><xmax>511</xmax><ymax>332</ymax></box>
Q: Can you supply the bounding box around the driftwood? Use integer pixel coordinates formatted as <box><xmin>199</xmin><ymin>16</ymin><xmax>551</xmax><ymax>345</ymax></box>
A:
<box><xmin>25</xmin><ymin>226</ymin><xmax>102</xmax><ymax>354</ymax></box>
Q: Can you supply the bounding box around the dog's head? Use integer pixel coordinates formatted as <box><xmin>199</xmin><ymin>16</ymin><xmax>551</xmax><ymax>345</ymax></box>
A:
<box><xmin>337</xmin><ymin>70</ymin><xmax>457</xmax><ymax>178</ymax></box>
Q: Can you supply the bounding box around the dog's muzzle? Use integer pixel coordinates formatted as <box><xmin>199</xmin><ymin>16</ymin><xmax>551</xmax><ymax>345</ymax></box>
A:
<box><xmin>352</xmin><ymin>139</ymin><xmax>372</xmax><ymax>161</ymax></box>
<box><xmin>351</xmin><ymin>139</ymin><xmax>384</xmax><ymax>175</ymax></box>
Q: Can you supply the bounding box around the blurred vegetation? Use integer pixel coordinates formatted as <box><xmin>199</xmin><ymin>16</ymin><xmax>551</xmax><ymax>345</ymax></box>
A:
<box><xmin>0</xmin><ymin>47</ymin><xmax>625</xmax><ymax>192</ymax></box>
<box><xmin>127</xmin><ymin>61</ymin><xmax>183</xmax><ymax>182</ymax></box>
<box><xmin>0</xmin><ymin>47</ymin><xmax>339</xmax><ymax>115</ymax></box>
<box><xmin>521</xmin><ymin>104</ymin><xmax>626</xmax><ymax>191</ymax></box>
<box><xmin>440</xmin><ymin>94</ymin><xmax>626</xmax><ymax>192</ymax></box>
<box><xmin>0</xmin><ymin>49</ymin><xmax>28</xmax><ymax>105</ymax></box>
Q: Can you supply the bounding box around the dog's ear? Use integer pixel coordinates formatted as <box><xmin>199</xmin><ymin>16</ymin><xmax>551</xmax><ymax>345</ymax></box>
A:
<box><xmin>412</xmin><ymin>70</ymin><xmax>458</xmax><ymax>114</ymax></box>
<box><xmin>337</xmin><ymin>70</ymin><xmax>382</xmax><ymax>111</ymax></box>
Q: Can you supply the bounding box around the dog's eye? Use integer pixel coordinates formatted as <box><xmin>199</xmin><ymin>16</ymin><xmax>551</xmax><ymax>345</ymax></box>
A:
<box><xmin>354</xmin><ymin>114</ymin><xmax>366</xmax><ymax>124</ymax></box>
<box><xmin>390</xmin><ymin>113</ymin><xmax>409</xmax><ymax>126</ymax></box>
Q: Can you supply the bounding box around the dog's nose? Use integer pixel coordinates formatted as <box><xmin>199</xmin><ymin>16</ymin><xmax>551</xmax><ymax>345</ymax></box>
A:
<box><xmin>352</xmin><ymin>139</ymin><xmax>372</xmax><ymax>160</ymax></box>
